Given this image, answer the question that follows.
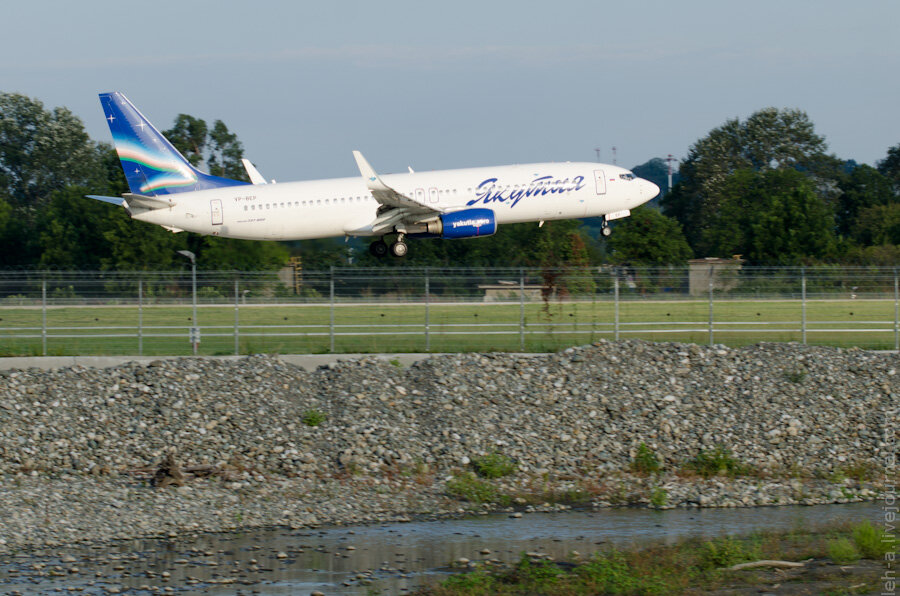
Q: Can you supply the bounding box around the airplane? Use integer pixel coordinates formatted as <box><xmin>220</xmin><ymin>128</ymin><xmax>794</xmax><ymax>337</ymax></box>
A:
<box><xmin>88</xmin><ymin>92</ymin><xmax>659</xmax><ymax>258</ymax></box>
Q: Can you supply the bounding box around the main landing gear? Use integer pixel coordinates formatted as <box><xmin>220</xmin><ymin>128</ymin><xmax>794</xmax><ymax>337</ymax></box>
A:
<box><xmin>369</xmin><ymin>236</ymin><xmax>407</xmax><ymax>258</ymax></box>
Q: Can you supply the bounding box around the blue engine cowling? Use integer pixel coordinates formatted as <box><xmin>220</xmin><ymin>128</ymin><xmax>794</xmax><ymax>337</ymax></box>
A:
<box><xmin>435</xmin><ymin>208</ymin><xmax>497</xmax><ymax>239</ymax></box>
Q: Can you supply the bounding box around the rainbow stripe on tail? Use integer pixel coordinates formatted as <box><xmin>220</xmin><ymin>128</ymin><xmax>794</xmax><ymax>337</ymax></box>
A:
<box><xmin>99</xmin><ymin>92</ymin><xmax>248</xmax><ymax>196</ymax></box>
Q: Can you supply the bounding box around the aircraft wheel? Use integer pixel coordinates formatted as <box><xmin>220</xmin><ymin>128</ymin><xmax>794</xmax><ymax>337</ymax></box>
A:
<box><xmin>369</xmin><ymin>239</ymin><xmax>389</xmax><ymax>257</ymax></box>
<box><xmin>601</xmin><ymin>225</ymin><xmax>612</xmax><ymax>237</ymax></box>
<box><xmin>390</xmin><ymin>240</ymin><xmax>408</xmax><ymax>258</ymax></box>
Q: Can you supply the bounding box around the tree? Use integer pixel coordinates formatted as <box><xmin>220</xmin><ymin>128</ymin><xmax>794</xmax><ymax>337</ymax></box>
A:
<box><xmin>661</xmin><ymin>108</ymin><xmax>830</xmax><ymax>252</ymax></box>
<box><xmin>0</xmin><ymin>93</ymin><xmax>106</xmax><ymax>207</ymax></box>
<box><xmin>197</xmin><ymin>237</ymin><xmax>289</xmax><ymax>270</ymax></box>
<box><xmin>701</xmin><ymin>169</ymin><xmax>837</xmax><ymax>264</ymax></box>
<box><xmin>835</xmin><ymin>164</ymin><xmax>896</xmax><ymax>237</ymax></box>
<box><xmin>852</xmin><ymin>203</ymin><xmax>900</xmax><ymax>246</ymax></box>
<box><xmin>163</xmin><ymin>115</ymin><xmax>249</xmax><ymax>181</ymax></box>
<box><xmin>606</xmin><ymin>207</ymin><xmax>693</xmax><ymax>265</ymax></box>
<box><xmin>631</xmin><ymin>158</ymin><xmax>676</xmax><ymax>205</ymax></box>
<box><xmin>878</xmin><ymin>143</ymin><xmax>900</xmax><ymax>190</ymax></box>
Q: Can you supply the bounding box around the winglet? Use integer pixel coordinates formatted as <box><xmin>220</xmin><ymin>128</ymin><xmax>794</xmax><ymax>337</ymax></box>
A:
<box><xmin>241</xmin><ymin>159</ymin><xmax>268</xmax><ymax>185</ymax></box>
<box><xmin>352</xmin><ymin>150</ymin><xmax>391</xmax><ymax>191</ymax></box>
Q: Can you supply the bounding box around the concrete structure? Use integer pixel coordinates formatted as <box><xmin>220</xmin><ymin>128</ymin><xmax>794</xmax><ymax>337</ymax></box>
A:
<box><xmin>688</xmin><ymin>257</ymin><xmax>744</xmax><ymax>296</ymax></box>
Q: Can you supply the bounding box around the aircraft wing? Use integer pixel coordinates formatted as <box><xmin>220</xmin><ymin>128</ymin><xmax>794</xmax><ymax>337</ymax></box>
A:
<box><xmin>352</xmin><ymin>151</ymin><xmax>441</xmax><ymax>216</ymax></box>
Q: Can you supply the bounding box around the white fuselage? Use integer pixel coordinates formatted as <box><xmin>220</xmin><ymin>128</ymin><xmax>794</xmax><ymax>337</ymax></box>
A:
<box><xmin>133</xmin><ymin>162</ymin><xmax>656</xmax><ymax>240</ymax></box>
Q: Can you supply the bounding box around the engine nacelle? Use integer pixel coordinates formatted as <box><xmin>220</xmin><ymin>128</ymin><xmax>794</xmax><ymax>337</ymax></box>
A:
<box><xmin>424</xmin><ymin>208</ymin><xmax>497</xmax><ymax>239</ymax></box>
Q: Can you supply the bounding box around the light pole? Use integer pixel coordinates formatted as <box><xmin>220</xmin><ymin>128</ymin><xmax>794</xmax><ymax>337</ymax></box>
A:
<box><xmin>178</xmin><ymin>250</ymin><xmax>198</xmax><ymax>355</ymax></box>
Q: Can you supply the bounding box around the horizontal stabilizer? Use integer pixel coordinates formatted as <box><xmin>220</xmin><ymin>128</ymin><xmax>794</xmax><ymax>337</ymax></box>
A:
<box><xmin>123</xmin><ymin>193</ymin><xmax>175</xmax><ymax>211</ymax></box>
<box><xmin>86</xmin><ymin>195</ymin><xmax>125</xmax><ymax>206</ymax></box>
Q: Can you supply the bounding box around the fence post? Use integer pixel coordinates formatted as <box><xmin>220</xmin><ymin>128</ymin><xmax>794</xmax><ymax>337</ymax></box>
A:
<box><xmin>329</xmin><ymin>266</ymin><xmax>335</xmax><ymax>353</ymax></box>
<box><xmin>895</xmin><ymin>267</ymin><xmax>899</xmax><ymax>352</ymax></box>
<box><xmin>234</xmin><ymin>278</ymin><xmax>240</xmax><ymax>356</ymax></box>
<box><xmin>708</xmin><ymin>266</ymin><xmax>714</xmax><ymax>346</ymax></box>
<box><xmin>138</xmin><ymin>278</ymin><xmax>143</xmax><ymax>356</ymax></box>
<box><xmin>41</xmin><ymin>277</ymin><xmax>47</xmax><ymax>356</ymax></box>
<box><xmin>801</xmin><ymin>266</ymin><xmax>807</xmax><ymax>345</ymax></box>
<box><xmin>424</xmin><ymin>268</ymin><xmax>430</xmax><ymax>352</ymax></box>
<box><xmin>613</xmin><ymin>268</ymin><xmax>620</xmax><ymax>341</ymax></box>
<box><xmin>519</xmin><ymin>268</ymin><xmax>525</xmax><ymax>351</ymax></box>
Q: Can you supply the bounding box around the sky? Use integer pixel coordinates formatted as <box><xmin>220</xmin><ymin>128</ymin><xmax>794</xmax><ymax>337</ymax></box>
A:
<box><xmin>1</xmin><ymin>0</ymin><xmax>898</xmax><ymax>181</ymax></box>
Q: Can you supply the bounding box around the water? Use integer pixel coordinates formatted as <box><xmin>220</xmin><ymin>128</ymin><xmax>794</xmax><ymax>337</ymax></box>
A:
<box><xmin>0</xmin><ymin>502</ymin><xmax>881</xmax><ymax>595</ymax></box>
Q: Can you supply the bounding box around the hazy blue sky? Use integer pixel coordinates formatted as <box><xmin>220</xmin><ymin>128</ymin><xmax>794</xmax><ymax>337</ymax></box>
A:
<box><xmin>2</xmin><ymin>0</ymin><xmax>898</xmax><ymax>181</ymax></box>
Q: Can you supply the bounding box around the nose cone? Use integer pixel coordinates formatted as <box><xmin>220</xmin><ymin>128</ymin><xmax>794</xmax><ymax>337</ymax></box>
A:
<box><xmin>641</xmin><ymin>179</ymin><xmax>660</xmax><ymax>201</ymax></box>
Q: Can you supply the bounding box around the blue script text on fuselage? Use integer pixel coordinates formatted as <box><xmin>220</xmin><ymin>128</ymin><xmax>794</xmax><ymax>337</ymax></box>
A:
<box><xmin>466</xmin><ymin>175</ymin><xmax>586</xmax><ymax>208</ymax></box>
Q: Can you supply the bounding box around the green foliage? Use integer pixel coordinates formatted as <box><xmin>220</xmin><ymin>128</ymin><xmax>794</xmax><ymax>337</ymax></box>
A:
<box><xmin>784</xmin><ymin>368</ymin><xmax>807</xmax><ymax>383</ymax></box>
<box><xmin>836</xmin><ymin>164</ymin><xmax>896</xmax><ymax>237</ymax></box>
<box><xmin>301</xmin><ymin>409</ymin><xmax>326</xmax><ymax>427</ymax></box>
<box><xmin>649</xmin><ymin>487</ymin><xmax>668</xmax><ymax>508</ymax></box>
<box><xmin>163</xmin><ymin>115</ymin><xmax>249</xmax><ymax>181</ymax></box>
<box><xmin>471</xmin><ymin>452</ymin><xmax>517</xmax><ymax>479</ymax></box>
<box><xmin>684</xmin><ymin>446</ymin><xmax>753</xmax><ymax>478</ymax></box>
<box><xmin>198</xmin><ymin>236</ymin><xmax>289</xmax><ymax>270</ymax></box>
<box><xmin>630</xmin><ymin>442</ymin><xmax>662</xmax><ymax>474</ymax></box>
<box><xmin>826</xmin><ymin>537</ymin><xmax>861</xmax><ymax>564</ymax></box>
<box><xmin>699</xmin><ymin>168</ymin><xmax>838</xmax><ymax>264</ymax></box>
<box><xmin>607</xmin><ymin>206</ymin><xmax>693</xmax><ymax>265</ymax></box>
<box><xmin>853</xmin><ymin>203</ymin><xmax>900</xmax><ymax>246</ymax></box>
<box><xmin>663</xmin><ymin>107</ymin><xmax>829</xmax><ymax>250</ymax></box>
<box><xmin>699</xmin><ymin>536</ymin><xmax>760</xmax><ymax>569</ymax></box>
<box><xmin>851</xmin><ymin>520</ymin><xmax>891</xmax><ymax>558</ymax></box>
<box><xmin>0</xmin><ymin>92</ymin><xmax>107</xmax><ymax>207</ymax></box>
<box><xmin>878</xmin><ymin>143</ymin><xmax>900</xmax><ymax>190</ymax></box>
<box><xmin>445</xmin><ymin>472</ymin><xmax>498</xmax><ymax>503</ymax></box>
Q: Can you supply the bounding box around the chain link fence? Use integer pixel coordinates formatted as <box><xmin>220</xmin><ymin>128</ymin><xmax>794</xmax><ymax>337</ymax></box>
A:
<box><xmin>0</xmin><ymin>266</ymin><xmax>897</xmax><ymax>356</ymax></box>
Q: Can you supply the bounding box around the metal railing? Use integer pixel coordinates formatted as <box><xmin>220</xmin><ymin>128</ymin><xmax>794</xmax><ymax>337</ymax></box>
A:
<box><xmin>0</xmin><ymin>266</ymin><xmax>897</xmax><ymax>356</ymax></box>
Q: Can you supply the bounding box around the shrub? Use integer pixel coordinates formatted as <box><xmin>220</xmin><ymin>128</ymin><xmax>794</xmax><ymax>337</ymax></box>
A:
<box><xmin>699</xmin><ymin>537</ymin><xmax>759</xmax><ymax>569</ymax></box>
<box><xmin>631</xmin><ymin>443</ymin><xmax>661</xmax><ymax>474</ymax></box>
<box><xmin>472</xmin><ymin>452</ymin><xmax>517</xmax><ymax>479</ymax></box>
<box><xmin>852</xmin><ymin>520</ymin><xmax>891</xmax><ymax>558</ymax></box>
<box><xmin>650</xmin><ymin>487</ymin><xmax>668</xmax><ymax>508</ymax></box>
<box><xmin>301</xmin><ymin>409</ymin><xmax>327</xmax><ymax>427</ymax></box>
<box><xmin>446</xmin><ymin>472</ymin><xmax>498</xmax><ymax>503</ymax></box>
<box><xmin>826</xmin><ymin>538</ymin><xmax>861</xmax><ymax>564</ymax></box>
<box><xmin>684</xmin><ymin>446</ymin><xmax>753</xmax><ymax>478</ymax></box>
<box><xmin>784</xmin><ymin>369</ymin><xmax>807</xmax><ymax>383</ymax></box>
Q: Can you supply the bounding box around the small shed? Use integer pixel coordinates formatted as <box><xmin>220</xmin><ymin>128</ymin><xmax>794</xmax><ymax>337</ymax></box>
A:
<box><xmin>688</xmin><ymin>257</ymin><xmax>744</xmax><ymax>296</ymax></box>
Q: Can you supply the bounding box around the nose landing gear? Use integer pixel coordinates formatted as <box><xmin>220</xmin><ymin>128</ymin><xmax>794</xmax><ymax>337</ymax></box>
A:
<box><xmin>601</xmin><ymin>218</ymin><xmax>612</xmax><ymax>237</ymax></box>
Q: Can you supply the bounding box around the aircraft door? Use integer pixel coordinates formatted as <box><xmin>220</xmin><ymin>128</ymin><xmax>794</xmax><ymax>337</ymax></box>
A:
<box><xmin>415</xmin><ymin>188</ymin><xmax>426</xmax><ymax>203</ymax></box>
<box><xmin>593</xmin><ymin>170</ymin><xmax>607</xmax><ymax>195</ymax></box>
<box><xmin>428</xmin><ymin>188</ymin><xmax>439</xmax><ymax>203</ymax></box>
<box><xmin>210</xmin><ymin>199</ymin><xmax>223</xmax><ymax>225</ymax></box>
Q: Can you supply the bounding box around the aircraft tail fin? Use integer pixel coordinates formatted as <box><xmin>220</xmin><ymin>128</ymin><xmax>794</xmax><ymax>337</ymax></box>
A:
<box><xmin>99</xmin><ymin>92</ymin><xmax>249</xmax><ymax>196</ymax></box>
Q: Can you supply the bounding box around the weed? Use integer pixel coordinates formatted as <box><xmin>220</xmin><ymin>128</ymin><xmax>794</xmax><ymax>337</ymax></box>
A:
<box><xmin>471</xmin><ymin>452</ymin><xmax>517</xmax><ymax>479</ymax></box>
<box><xmin>842</xmin><ymin>461</ymin><xmax>876</xmax><ymax>482</ymax></box>
<box><xmin>826</xmin><ymin>537</ymin><xmax>860</xmax><ymax>564</ymax></box>
<box><xmin>784</xmin><ymin>368</ymin><xmax>807</xmax><ymax>383</ymax></box>
<box><xmin>852</xmin><ymin>520</ymin><xmax>891</xmax><ymax>558</ymax></box>
<box><xmin>699</xmin><ymin>537</ymin><xmax>759</xmax><ymax>569</ymax></box>
<box><xmin>301</xmin><ymin>409</ymin><xmax>327</xmax><ymax>427</ymax></box>
<box><xmin>445</xmin><ymin>472</ymin><xmax>497</xmax><ymax>504</ymax></box>
<box><xmin>389</xmin><ymin>358</ymin><xmax>402</xmax><ymax>367</ymax></box>
<box><xmin>630</xmin><ymin>442</ymin><xmax>661</xmax><ymax>474</ymax></box>
<box><xmin>684</xmin><ymin>446</ymin><xmax>753</xmax><ymax>478</ymax></box>
<box><xmin>650</xmin><ymin>487</ymin><xmax>668</xmax><ymax>508</ymax></box>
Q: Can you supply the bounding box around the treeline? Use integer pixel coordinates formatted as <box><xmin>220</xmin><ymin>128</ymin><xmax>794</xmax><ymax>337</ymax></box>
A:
<box><xmin>0</xmin><ymin>92</ymin><xmax>897</xmax><ymax>270</ymax></box>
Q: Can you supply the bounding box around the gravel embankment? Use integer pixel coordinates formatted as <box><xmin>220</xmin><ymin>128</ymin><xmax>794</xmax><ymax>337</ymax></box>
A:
<box><xmin>0</xmin><ymin>340</ymin><xmax>895</xmax><ymax>553</ymax></box>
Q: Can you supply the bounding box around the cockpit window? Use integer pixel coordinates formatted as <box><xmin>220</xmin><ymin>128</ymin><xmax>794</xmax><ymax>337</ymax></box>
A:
<box><xmin>619</xmin><ymin>172</ymin><xmax>635</xmax><ymax>181</ymax></box>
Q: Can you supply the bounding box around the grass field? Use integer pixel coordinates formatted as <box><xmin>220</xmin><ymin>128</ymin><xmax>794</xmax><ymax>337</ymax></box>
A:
<box><xmin>0</xmin><ymin>298</ymin><xmax>897</xmax><ymax>356</ymax></box>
